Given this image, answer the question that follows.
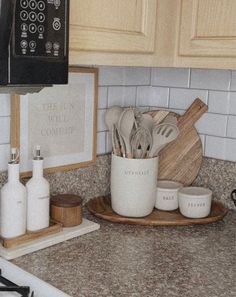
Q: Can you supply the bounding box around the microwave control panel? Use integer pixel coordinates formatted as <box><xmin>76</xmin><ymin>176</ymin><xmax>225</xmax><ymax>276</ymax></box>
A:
<box><xmin>13</xmin><ymin>0</ymin><xmax>68</xmax><ymax>59</ymax></box>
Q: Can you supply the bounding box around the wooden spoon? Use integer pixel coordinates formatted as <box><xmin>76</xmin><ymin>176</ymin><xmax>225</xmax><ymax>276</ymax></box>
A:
<box><xmin>140</xmin><ymin>114</ymin><xmax>154</xmax><ymax>133</ymax></box>
<box><xmin>118</xmin><ymin>108</ymin><xmax>135</xmax><ymax>158</ymax></box>
<box><xmin>149</xmin><ymin>123</ymin><xmax>179</xmax><ymax>157</ymax></box>
<box><xmin>112</xmin><ymin>125</ymin><xmax>121</xmax><ymax>156</ymax></box>
<box><xmin>105</xmin><ymin>106</ymin><xmax>123</xmax><ymax>131</ymax></box>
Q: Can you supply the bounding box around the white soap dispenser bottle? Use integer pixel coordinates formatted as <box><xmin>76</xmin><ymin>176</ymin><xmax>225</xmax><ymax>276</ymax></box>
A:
<box><xmin>0</xmin><ymin>148</ymin><xmax>27</xmax><ymax>238</ymax></box>
<box><xmin>26</xmin><ymin>146</ymin><xmax>50</xmax><ymax>231</ymax></box>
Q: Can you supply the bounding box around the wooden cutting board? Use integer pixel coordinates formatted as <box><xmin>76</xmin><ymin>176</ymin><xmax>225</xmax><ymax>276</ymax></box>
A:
<box><xmin>87</xmin><ymin>196</ymin><xmax>228</xmax><ymax>226</ymax></box>
<box><xmin>147</xmin><ymin>98</ymin><xmax>208</xmax><ymax>186</ymax></box>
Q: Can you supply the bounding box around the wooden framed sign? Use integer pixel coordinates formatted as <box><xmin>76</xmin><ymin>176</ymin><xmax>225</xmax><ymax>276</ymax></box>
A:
<box><xmin>11</xmin><ymin>67</ymin><xmax>98</xmax><ymax>177</ymax></box>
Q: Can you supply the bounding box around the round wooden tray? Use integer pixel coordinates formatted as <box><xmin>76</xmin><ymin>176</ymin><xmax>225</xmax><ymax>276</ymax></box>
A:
<box><xmin>86</xmin><ymin>196</ymin><xmax>228</xmax><ymax>226</ymax></box>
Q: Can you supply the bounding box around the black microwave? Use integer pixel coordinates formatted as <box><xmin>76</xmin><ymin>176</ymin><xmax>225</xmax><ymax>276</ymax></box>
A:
<box><xmin>0</xmin><ymin>0</ymin><xmax>69</xmax><ymax>87</ymax></box>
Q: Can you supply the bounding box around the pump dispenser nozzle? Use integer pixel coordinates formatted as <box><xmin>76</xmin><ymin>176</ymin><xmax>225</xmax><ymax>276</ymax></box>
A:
<box><xmin>34</xmin><ymin>145</ymin><xmax>43</xmax><ymax>160</ymax></box>
<box><xmin>9</xmin><ymin>148</ymin><xmax>19</xmax><ymax>164</ymax></box>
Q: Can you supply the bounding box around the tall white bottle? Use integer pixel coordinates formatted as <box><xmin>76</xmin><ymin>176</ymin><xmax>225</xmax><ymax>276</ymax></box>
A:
<box><xmin>0</xmin><ymin>148</ymin><xmax>26</xmax><ymax>238</ymax></box>
<box><xmin>26</xmin><ymin>146</ymin><xmax>50</xmax><ymax>231</ymax></box>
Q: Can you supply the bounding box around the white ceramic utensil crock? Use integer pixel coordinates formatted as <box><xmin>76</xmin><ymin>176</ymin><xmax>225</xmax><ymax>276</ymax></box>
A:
<box><xmin>111</xmin><ymin>154</ymin><xmax>158</xmax><ymax>217</ymax></box>
<box><xmin>155</xmin><ymin>180</ymin><xmax>183</xmax><ymax>211</ymax></box>
<box><xmin>178</xmin><ymin>187</ymin><xmax>212</xmax><ymax>218</ymax></box>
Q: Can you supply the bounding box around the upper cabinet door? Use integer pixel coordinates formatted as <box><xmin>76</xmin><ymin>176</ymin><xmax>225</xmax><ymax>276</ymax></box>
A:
<box><xmin>70</xmin><ymin>0</ymin><xmax>157</xmax><ymax>54</ymax></box>
<box><xmin>179</xmin><ymin>0</ymin><xmax>236</xmax><ymax>57</ymax></box>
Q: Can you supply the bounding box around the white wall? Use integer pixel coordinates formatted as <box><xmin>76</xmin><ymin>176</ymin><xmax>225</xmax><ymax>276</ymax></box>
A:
<box><xmin>1</xmin><ymin>66</ymin><xmax>236</xmax><ymax>171</ymax></box>
<box><xmin>0</xmin><ymin>94</ymin><xmax>11</xmax><ymax>170</ymax></box>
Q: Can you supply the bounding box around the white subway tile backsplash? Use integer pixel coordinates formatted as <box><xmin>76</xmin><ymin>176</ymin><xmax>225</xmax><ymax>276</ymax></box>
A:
<box><xmin>229</xmin><ymin>92</ymin><xmax>236</xmax><ymax>115</ymax></box>
<box><xmin>169</xmin><ymin>88</ymin><xmax>208</xmax><ymax>110</ymax></box>
<box><xmin>0</xmin><ymin>117</ymin><xmax>10</xmax><ymax>144</ymax></box>
<box><xmin>1</xmin><ymin>66</ymin><xmax>236</xmax><ymax>172</ymax></box>
<box><xmin>137</xmin><ymin>106</ymin><xmax>150</xmax><ymax>113</ymax></box>
<box><xmin>230</xmin><ymin>71</ymin><xmax>236</xmax><ymax>91</ymax></box>
<box><xmin>190</xmin><ymin>69</ymin><xmax>231</xmax><ymax>91</ymax></box>
<box><xmin>164</xmin><ymin>108</ymin><xmax>185</xmax><ymax>115</ymax></box>
<box><xmin>98</xmin><ymin>87</ymin><xmax>108</xmax><ymax>109</ymax></box>
<box><xmin>151</xmin><ymin>68</ymin><xmax>190</xmax><ymax>88</ymax></box>
<box><xmin>0</xmin><ymin>144</ymin><xmax>10</xmax><ymax>172</ymax></box>
<box><xmin>205</xmin><ymin>135</ymin><xmax>236</xmax><ymax>163</ymax></box>
<box><xmin>199</xmin><ymin>134</ymin><xmax>205</xmax><ymax>153</ymax></box>
<box><xmin>99</xmin><ymin>66</ymin><xmax>150</xmax><ymax>86</ymax></box>
<box><xmin>99</xmin><ymin>66</ymin><xmax>125</xmax><ymax>86</ymax></box>
<box><xmin>206</xmin><ymin>136</ymin><xmax>236</xmax><ymax>162</ymax></box>
<box><xmin>195</xmin><ymin>113</ymin><xmax>227</xmax><ymax>137</ymax></box>
<box><xmin>208</xmin><ymin>91</ymin><xmax>229</xmax><ymax>114</ymax></box>
<box><xmin>0</xmin><ymin>95</ymin><xmax>10</xmax><ymax>116</ymax></box>
<box><xmin>205</xmin><ymin>136</ymin><xmax>226</xmax><ymax>160</ymax></box>
<box><xmin>97</xmin><ymin>109</ymin><xmax>107</xmax><ymax>132</ymax></box>
<box><xmin>225</xmin><ymin>138</ymin><xmax>236</xmax><ymax>162</ymax></box>
<box><xmin>97</xmin><ymin>132</ymin><xmax>106</xmax><ymax>155</ymax></box>
<box><xmin>122</xmin><ymin>67</ymin><xmax>151</xmax><ymax>86</ymax></box>
<box><xmin>108</xmin><ymin>86</ymin><xmax>136</xmax><ymax>107</ymax></box>
<box><xmin>106</xmin><ymin>131</ymin><xmax>112</xmax><ymax>153</ymax></box>
<box><xmin>226</xmin><ymin>116</ymin><xmax>236</xmax><ymax>138</ymax></box>
<box><xmin>136</xmin><ymin>86</ymin><xmax>169</xmax><ymax>108</ymax></box>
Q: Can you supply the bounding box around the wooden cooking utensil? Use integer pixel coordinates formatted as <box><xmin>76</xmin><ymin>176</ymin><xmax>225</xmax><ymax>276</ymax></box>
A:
<box><xmin>118</xmin><ymin>108</ymin><xmax>136</xmax><ymax>158</ymax></box>
<box><xmin>112</xmin><ymin>125</ymin><xmax>121</xmax><ymax>156</ymax></box>
<box><xmin>104</xmin><ymin>106</ymin><xmax>123</xmax><ymax>131</ymax></box>
<box><xmin>149</xmin><ymin>123</ymin><xmax>179</xmax><ymax>158</ymax></box>
<box><xmin>148</xmin><ymin>98</ymin><xmax>208</xmax><ymax>186</ymax></box>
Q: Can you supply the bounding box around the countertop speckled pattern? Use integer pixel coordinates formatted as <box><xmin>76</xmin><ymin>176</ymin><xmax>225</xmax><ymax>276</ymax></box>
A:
<box><xmin>12</xmin><ymin>210</ymin><xmax>236</xmax><ymax>297</ymax></box>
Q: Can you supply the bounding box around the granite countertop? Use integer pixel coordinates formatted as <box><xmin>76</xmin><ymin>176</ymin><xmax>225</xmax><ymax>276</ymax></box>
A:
<box><xmin>12</xmin><ymin>210</ymin><xmax>236</xmax><ymax>297</ymax></box>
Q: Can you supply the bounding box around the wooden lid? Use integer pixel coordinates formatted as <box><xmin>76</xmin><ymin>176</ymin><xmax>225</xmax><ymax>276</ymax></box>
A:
<box><xmin>50</xmin><ymin>194</ymin><xmax>82</xmax><ymax>208</ymax></box>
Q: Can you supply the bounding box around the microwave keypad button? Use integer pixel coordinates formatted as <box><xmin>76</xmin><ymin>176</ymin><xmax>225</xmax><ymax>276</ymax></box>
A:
<box><xmin>29</xmin><ymin>12</ymin><xmax>37</xmax><ymax>22</ymax></box>
<box><xmin>53</xmin><ymin>42</ymin><xmax>60</xmax><ymax>51</ymax></box>
<box><xmin>20</xmin><ymin>0</ymin><xmax>28</xmax><ymax>9</ymax></box>
<box><xmin>38</xmin><ymin>1</ymin><xmax>46</xmax><ymax>11</ymax></box>
<box><xmin>21</xmin><ymin>23</ymin><xmax>28</xmax><ymax>32</ymax></box>
<box><xmin>38</xmin><ymin>25</ymin><xmax>45</xmax><ymax>34</ymax></box>
<box><xmin>53</xmin><ymin>18</ymin><xmax>61</xmax><ymax>31</ymax></box>
<box><xmin>20</xmin><ymin>40</ymin><xmax>28</xmax><ymax>49</ymax></box>
<box><xmin>20</xmin><ymin>11</ymin><xmax>28</xmax><ymax>21</ymax></box>
<box><xmin>29</xmin><ymin>0</ymin><xmax>37</xmax><ymax>10</ymax></box>
<box><xmin>54</xmin><ymin>0</ymin><xmax>61</xmax><ymax>9</ymax></box>
<box><xmin>45</xmin><ymin>42</ymin><xmax>53</xmax><ymax>51</ymax></box>
<box><xmin>29</xmin><ymin>41</ymin><xmax>37</xmax><ymax>50</ymax></box>
<box><xmin>29</xmin><ymin>23</ymin><xmax>37</xmax><ymax>34</ymax></box>
<box><xmin>38</xmin><ymin>13</ymin><xmax>45</xmax><ymax>23</ymax></box>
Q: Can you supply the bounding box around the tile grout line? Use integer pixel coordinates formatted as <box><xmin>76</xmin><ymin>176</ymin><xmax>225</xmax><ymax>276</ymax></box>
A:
<box><xmin>225</xmin><ymin>115</ymin><xmax>229</xmax><ymax>140</ymax></box>
<box><xmin>167</xmin><ymin>87</ymin><xmax>170</xmax><ymax>108</ymax></box>
<box><xmin>149</xmin><ymin>67</ymin><xmax>152</xmax><ymax>86</ymax></box>
<box><xmin>98</xmin><ymin>83</ymin><xmax>236</xmax><ymax>92</ymax></box>
<box><xmin>188</xmin><ymin>68</ymin><xmax>191</xmax><ymax>88</ymax></box>
<box><xmin>105</xmin><ymin>87</ymin><xmax>108</xmax><ymax>109</ymax></box>
<box><xmin>203</xmin><ymin>135</ymin><xmax>206</xmax><ymax>157</ymax></box>
<box><xmin>229</xmin><ymin>70</ymin><xmax>232</xmax><ymax>91</ymax></box>
<box><xmin>134</xmin><ymin>86</ymin><xmax>138</xmax><ymax>107</ymax></box>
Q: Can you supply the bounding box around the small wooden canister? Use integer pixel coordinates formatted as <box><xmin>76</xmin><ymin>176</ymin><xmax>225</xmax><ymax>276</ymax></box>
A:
<box><xmin>50</xmin><ymin>194</ymin><xmax>83</xmax><ymax>227</ymax></box>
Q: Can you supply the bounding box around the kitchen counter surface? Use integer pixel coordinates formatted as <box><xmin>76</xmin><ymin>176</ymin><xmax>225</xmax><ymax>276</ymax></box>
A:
<box><xmin>12</xmin><ymin>210</ymin><xmax>236</xmax><ymax>297</ymax></box>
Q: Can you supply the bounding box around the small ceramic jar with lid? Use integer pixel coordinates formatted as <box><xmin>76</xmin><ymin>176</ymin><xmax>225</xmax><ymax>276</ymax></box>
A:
<box><xmin>178</xmin><ymin>187</ymin><xmax>212</xmax><ymax>218</ymax></box>
<box><xmin>155</xmin><ymin>180</ymin><xmax>183</xmax><ymax>211</ymax></box>
<box><xmin>50</xmin><ymin>194</ymin><xmax>83</xmax><ymax>227</ymax></box>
